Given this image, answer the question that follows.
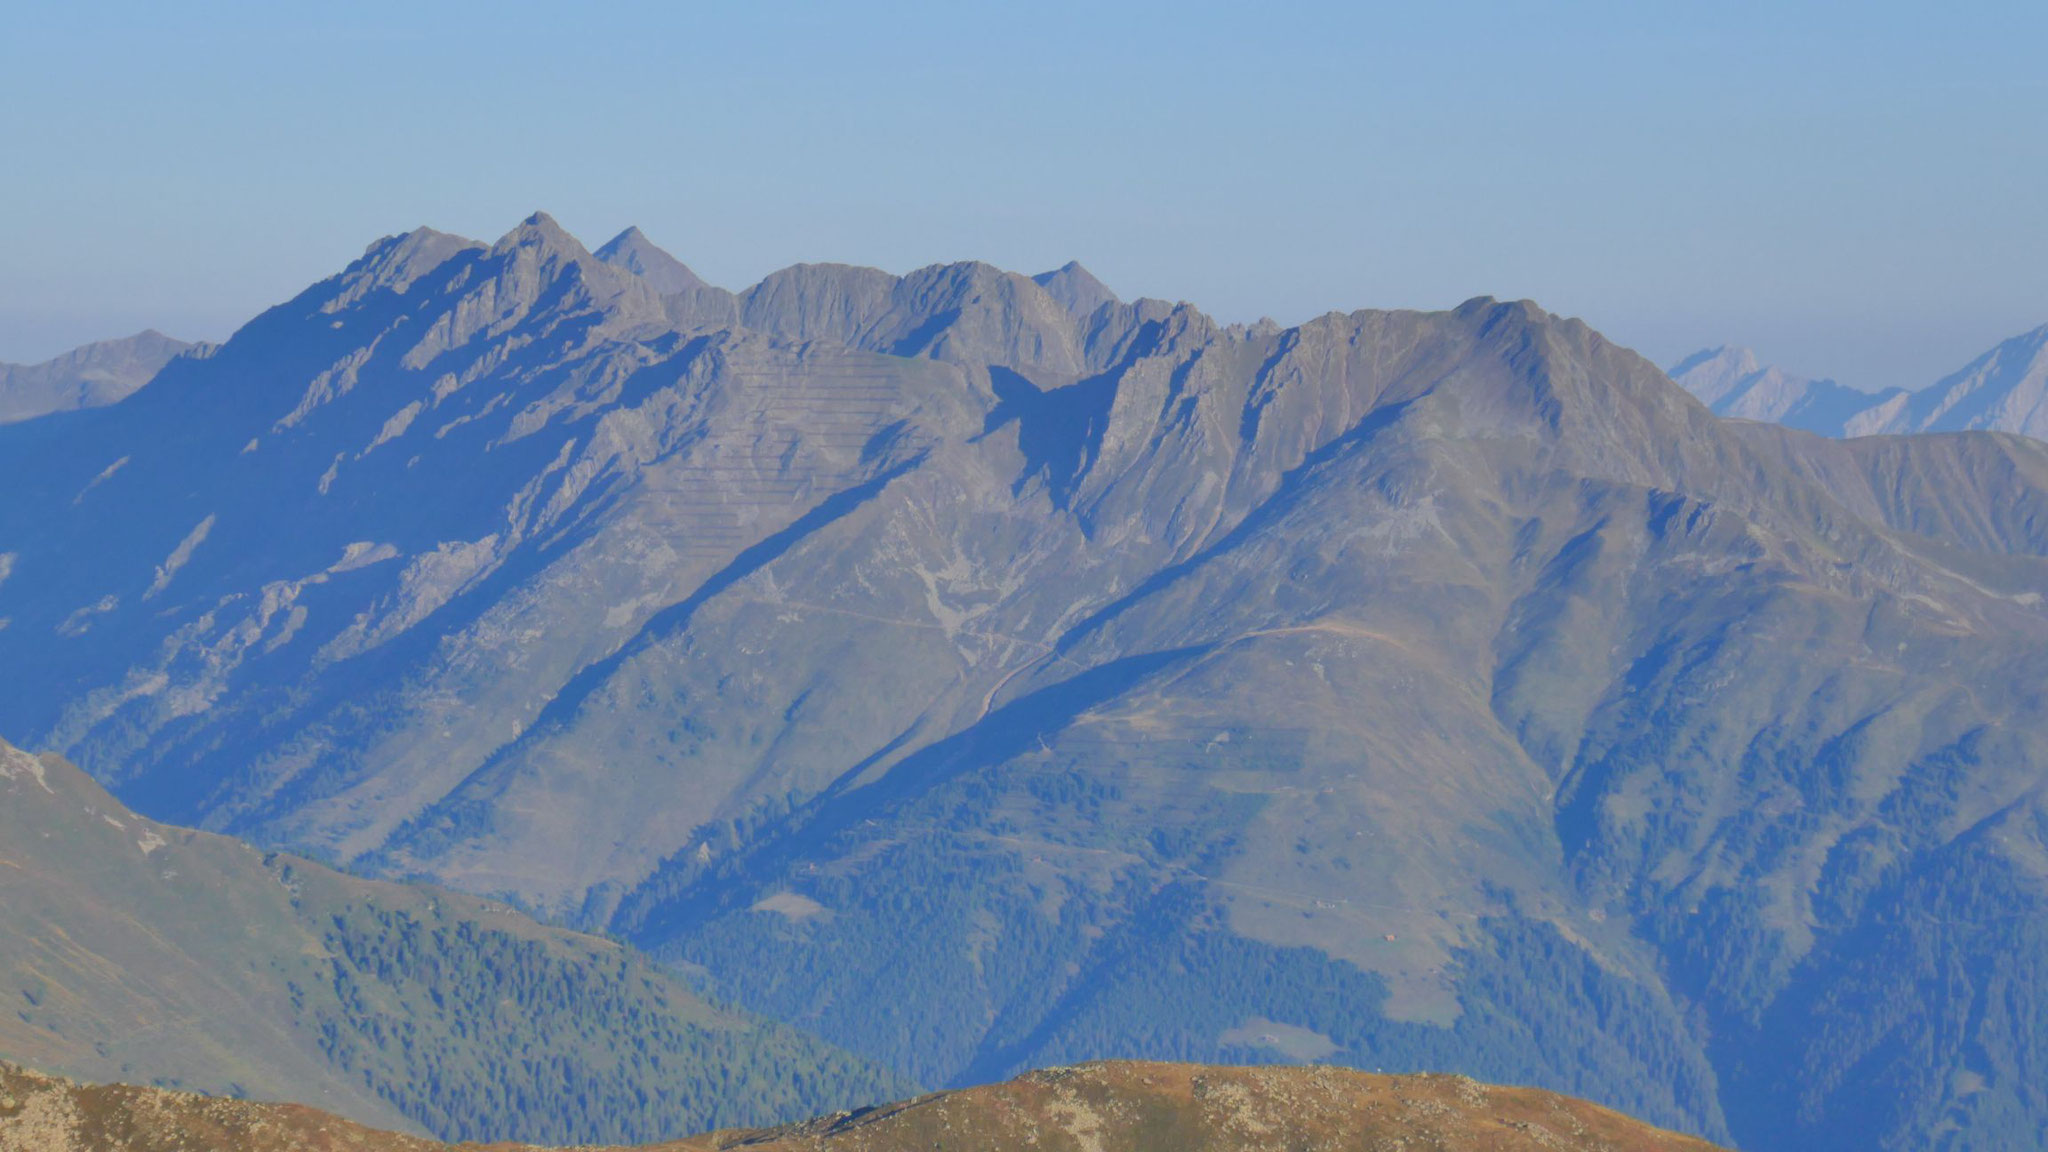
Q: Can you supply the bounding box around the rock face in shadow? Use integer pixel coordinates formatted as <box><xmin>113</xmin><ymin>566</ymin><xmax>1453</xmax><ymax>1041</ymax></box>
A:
<box><xmin>4</xmin><ymin>217</ymin><xmax>2048</xmax><ymax>1150</ymax></box>
<box><xmin>0</xmin><ymin>739</ymin><xmax>903</xmax><ymax>1145</ymax></box>
<box><xmin>0</xmin><ymin>1059</ymin><xmax>1727</xmax><ymax>1152</ymax></box>
<box><xmin>0</xmin><ymin>331</ymin><xmax>202</xmax><ymax>424</ymax></box>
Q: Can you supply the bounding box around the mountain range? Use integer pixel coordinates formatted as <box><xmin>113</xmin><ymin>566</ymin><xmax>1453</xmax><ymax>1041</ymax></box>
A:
<box><xmin>0</xmin><ymin>1058</ymin><xmax>1725</xmax><ymax>1152</ymax></box>
<box><xmin>3</xmin><ymin>215</ymin><xmax>2047</xmax><ymax>1151</ymax></box>
<box><xmin>0</xmin><ymin>331</ymin><xmax>202</xmax><ymax>425</ymax></box>
<box><xmin>1671</xmin><ymin>324</ymin><xmax>2048</xmax><ymax>439</ymax></box>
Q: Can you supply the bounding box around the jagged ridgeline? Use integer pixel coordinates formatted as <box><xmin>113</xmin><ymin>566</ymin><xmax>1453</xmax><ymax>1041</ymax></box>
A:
<box><xmin>0</xmin><ymin>741</ymin><xmax>904</xmax><ymax>1143</ymax></box>
<box><xmin>2</xmin><ymin>215</ymin><xmax>2048</xmax><ymax>1151</ymax></box>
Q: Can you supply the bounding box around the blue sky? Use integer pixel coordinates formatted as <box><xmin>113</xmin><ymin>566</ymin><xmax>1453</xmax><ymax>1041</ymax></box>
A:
<box><xmin>2</xmin><ymin>1</ymin><xmax>2043</xmax><ymax>390</ymax></box>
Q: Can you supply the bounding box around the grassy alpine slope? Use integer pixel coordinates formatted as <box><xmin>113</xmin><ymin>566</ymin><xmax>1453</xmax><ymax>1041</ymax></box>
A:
<box><xmin>0</xmin><ymin>739</ymin><xmax>903</xmax><ymax>1144</ymax></box>
<box><xmin>0</xmin><ymin>1058</ymin><xmax>1726</xmax><ymax>1152</ymax></box>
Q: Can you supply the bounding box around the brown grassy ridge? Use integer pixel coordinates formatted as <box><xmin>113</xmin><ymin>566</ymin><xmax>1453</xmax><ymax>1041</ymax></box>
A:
<box><xmin>0</xmin><ymin>1058</ymin><xmax>1727</xmax><ymax>1152</ymax></box>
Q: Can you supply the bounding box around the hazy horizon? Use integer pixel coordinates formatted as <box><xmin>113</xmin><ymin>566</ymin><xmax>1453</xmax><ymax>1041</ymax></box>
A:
<box><xmin>4</xmin><ymin>1</ymin><xmax>2044</xmax><ymax>391</ymax></box>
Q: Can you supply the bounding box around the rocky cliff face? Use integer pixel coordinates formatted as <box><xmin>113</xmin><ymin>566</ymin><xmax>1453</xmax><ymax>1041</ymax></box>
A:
<box><xmin>2</xmin><ymin>217</ymin><xmax>2047</xmax><ymax>1150</ymax></box>
<box><xmin>0</xmin><ymin>1059</ymin><xmax>1726</xmax><ymax>1152</ymax></box>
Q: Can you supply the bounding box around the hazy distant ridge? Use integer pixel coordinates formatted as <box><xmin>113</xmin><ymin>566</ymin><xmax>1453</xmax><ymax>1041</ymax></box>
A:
<box><xmin>1671</xmin><ymin>324</ymin><xmax>2048</xmax><ymax>439</ymax></box>
<box><xmin>0</xmin><ymin>331</ymin><xmax>202</xmax><ymax>424</ymax></box>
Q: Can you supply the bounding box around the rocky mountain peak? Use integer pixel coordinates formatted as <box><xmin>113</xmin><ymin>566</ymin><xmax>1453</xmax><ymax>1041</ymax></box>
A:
<box><xmin>1453</xmin><ymin>294</ymin><xmax>1554</xmax><ymax>330</ymax></box>
<box><xmin>1899</xmin><ymin>321</ymin><xmax>2048</xmax><ymax>438</ymax></box>
<box><xmin>737</xmin><ymin>261</ymin><xmax>903</xmax><ymax>348</ymax></box>
<box><xmin>334</xmin><ymin>227</ymin><xmax>484</xmax><ymax>301</ymax></box>
<box><xmin>594</xmin><ymin>226</ymin><xmax>712</xmax><ymax>297</ymax></box>
<box><xmin>419</xmin><ymin>213</ymin><xmax>674</xmax><ymax>352</ymax></box>
<box><xmin>1031</xmin><ymin>260</ymin><xmax>1119</xmax><ymax>318</ymax></box>
<box><xmin>1667</xmin><ymin>345</ymin><xmax>1763</xmax><ymax>404</ymax></box>
<box><xmin>491</xmin><ymin>211</ymin><xmax>590</xmax><ymax>261</ymax></box>
<box><xmin>740</xmin><ymin>258</ymin><xmax>1094</xmax><ymax>375</ymax></box>
<box><xmin>1673</xmin><ymin>344</ymin><xmax>1760</xmax><ymax>374</ymax></box>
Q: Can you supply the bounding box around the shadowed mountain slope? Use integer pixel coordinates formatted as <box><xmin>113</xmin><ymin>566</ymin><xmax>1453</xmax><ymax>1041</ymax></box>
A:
<box><xmin>3</xmin><ymin>218</ymin><xmax>2048</xmax><ymax>1150</ymax></box>
<box><xmin>0</xmin><ymin>739</ymin><xmax>902</xmax><ymax>1145</ymax></box>
<box><xmin>0</xmin><ymin>331</ymin><xmax>202</xmax><ymax>424</ymax></box>
<box><xmin>0</xmin><ymin>1059</ymin><xmax>1726</xmax><ymax>1152</ymax></box>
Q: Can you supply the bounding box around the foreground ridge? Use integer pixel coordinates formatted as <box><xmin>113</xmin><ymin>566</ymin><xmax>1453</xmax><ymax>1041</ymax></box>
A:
<box><xmin>0</xmin><ymin>1059</ymin><xmax>1725</xmax><ymax>1152</ymax></box>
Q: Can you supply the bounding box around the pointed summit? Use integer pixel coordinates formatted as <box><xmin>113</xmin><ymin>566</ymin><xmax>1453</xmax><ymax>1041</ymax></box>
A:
<box><xmin>1889</xmin><ymin>322</ymin><xmax>2048</xmax><ymax>438</ymax></box>
<box><xmin>1667</xmin><ymin>346</ymin><xmax>1764</xmax><ymax>407</ymax></box>
<box><xmin>349</xmin><ymin>226</ymin><xmax>483</xmax><ymax>297</ymax></box>
<box><xmin>491</xmin><ymin>211</ymin><xmax>590</xmax><ymax>260</ymax></box>
<box><xmin>595</xmin><ymin>226</ymin><xmax>710</xmax><ymax>296</ymax></box>
<box><xmin>1671</xmin><ymin>344</ymin><xmax>1760</xmax><ymax>377</ymax></box>
<box><xmin>1032</xmin><ymin>260</ymin><xmax>1119</xmax><ymax>318</ymax></box>
<box><xmin>519</xmin><ymin>210</ymin><xmax>565</xmax><ymax>233</ymax></box>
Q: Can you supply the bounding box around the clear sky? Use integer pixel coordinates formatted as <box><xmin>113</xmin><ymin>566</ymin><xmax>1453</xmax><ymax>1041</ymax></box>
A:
<box><xmin>2</xmin><ymin>1</ymin><xmax>2044</xmax><ymax>391</ymax></box>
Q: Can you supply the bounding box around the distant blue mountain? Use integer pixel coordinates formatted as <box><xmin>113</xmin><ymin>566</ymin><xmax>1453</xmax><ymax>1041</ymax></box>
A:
<box><xmin>0</xmin><ymin>330</ymin><xmax>204</xmax><ymax>424</ymax></box>
<box><xmin>1672</xmin><ymin>324</ymin><xmax>2048</xmax><ymax>440</ymax></box>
